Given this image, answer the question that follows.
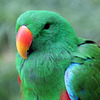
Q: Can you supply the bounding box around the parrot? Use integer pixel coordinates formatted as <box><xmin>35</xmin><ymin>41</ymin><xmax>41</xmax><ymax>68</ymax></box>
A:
<box><xmin>15</xmin><ymin>10</ymin><xmax>100</xmax><ymax>100</ymax></box>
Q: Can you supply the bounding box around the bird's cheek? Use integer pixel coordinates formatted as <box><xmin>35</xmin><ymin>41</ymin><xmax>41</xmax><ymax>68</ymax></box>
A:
<box><xmin>16</xmin><ymin>25</ymin><xmax>33</xmax><ymax>59</ymax></box>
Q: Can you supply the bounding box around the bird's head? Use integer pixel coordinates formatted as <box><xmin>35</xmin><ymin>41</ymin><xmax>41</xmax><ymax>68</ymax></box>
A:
<box><xmin>16</xmin><ymin>10</ymin><xmax>78</xmax><ymax>59</ymax></box>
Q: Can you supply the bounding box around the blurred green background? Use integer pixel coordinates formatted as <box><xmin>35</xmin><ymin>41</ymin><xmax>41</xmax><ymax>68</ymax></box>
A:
<box><xmin>0</xmin><ymin>0</ymin><xmax>100</xmax><ymax>100</ymax></box>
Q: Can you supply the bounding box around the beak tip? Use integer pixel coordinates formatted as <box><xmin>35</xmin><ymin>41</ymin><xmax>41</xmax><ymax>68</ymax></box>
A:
<box><xmin>22</xmin><ymin>56</ymin><xmax>27</xmax><ymax>59</ymax></box>
<box><xmin>24</xmin><ymin>57</ymin><xmax>27</xmax><ymax>59</ymax></box>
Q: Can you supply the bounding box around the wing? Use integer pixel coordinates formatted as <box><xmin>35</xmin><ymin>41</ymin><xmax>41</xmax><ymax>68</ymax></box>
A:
<box><xmin>64</xmin><ymin>41</ymin><xmax>100</xmax><ymax>100</ymax></box>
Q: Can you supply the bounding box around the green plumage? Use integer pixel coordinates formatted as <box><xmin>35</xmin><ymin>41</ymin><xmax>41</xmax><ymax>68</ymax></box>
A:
<box><xmin>65</xmin><ymin>43</ymin><xmax>100</xmax><ymax>100</ymax></box>
<box><xmin>15</xmin><ymin>10</ymin><xmax>100</xmax><ymax>100</ymax></box>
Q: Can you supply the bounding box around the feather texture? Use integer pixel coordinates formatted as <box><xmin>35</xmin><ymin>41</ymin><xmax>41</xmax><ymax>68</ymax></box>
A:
<box><xmin>65</xmin><ymin>42</ymin><xmax>100</xmax><ymax>100</ymax></box>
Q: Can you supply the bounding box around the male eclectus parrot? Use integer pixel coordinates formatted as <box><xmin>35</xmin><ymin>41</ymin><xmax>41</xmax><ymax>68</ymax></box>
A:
<box><xmin>15</xmin><ymin>10</ymin><xmax>100</xmax><ymax>100</ymax></box>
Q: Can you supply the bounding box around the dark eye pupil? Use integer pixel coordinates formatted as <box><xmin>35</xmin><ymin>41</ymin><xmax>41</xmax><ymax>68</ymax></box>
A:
<box><xmin>44</xmin><ymin>23</ymin><xmax>50</xmax><ymax>29</ymax></box>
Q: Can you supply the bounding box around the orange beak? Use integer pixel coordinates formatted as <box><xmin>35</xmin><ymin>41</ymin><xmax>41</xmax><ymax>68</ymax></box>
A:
<box><xmin>16</xmin><ymin>25</ymin><xmax>33</xmax><ymax>59</ymax></box>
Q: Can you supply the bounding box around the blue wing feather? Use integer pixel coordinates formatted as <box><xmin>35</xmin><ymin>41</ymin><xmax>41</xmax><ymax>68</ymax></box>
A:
<box><xmin>64</xmin><ymin>63</ymin><xmax>79</xmax><ymax>100</ymax></box>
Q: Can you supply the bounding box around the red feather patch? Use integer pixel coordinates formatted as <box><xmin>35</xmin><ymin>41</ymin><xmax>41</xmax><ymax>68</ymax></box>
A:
<box><xmin>60</xmin><ymin>90</ymin><xmax>71</xmax><ymax>100</ymax></box>
<box><xmin>18</xmin><ymin>75</ymin><xmax>21</xmax><ymax>85</ymax></box>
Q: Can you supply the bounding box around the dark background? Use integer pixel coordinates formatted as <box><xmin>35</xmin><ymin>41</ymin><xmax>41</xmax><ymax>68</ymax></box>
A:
<box><xmin>0</xmin><ymin>0</ymin><xmax>100</xmax><ymax>100</ymax></box>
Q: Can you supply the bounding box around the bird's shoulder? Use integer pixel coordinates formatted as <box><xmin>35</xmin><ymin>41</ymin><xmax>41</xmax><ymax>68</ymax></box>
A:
<box><xmin>64</xmin><ymin>38</ymin><xmax>100</xmax><ymax>99</ymax></box>
<box><xmin>72</xmin><ymin>38</ymin><xmax>100</xmax><ymax>62</ymax></box>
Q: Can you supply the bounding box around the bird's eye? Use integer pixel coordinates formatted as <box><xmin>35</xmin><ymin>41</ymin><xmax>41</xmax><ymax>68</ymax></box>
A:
<box><xmin>43</xmin><ymin>23</ymin><xmax>50</xmax><ymax>30</ymax></box>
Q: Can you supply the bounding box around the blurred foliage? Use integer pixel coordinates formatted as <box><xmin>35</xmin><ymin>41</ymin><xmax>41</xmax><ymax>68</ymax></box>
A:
<box><xmin>0</xmin><ymin>0</ymin><xmax>100</xmax><ymax>100</ymax></box>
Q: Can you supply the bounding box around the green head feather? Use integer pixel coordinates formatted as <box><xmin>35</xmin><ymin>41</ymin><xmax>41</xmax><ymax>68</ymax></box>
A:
<box><xmin>16</xmin><ymin>10</ymin><xmax>79</xmax><ymax>51</ymax></box>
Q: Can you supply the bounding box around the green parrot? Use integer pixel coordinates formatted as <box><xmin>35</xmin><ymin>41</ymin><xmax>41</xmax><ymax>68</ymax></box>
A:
<box><xmin>15</xmin><ymin>10</ymin><xmax>100</xmax><ymax>100</ymax></box>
